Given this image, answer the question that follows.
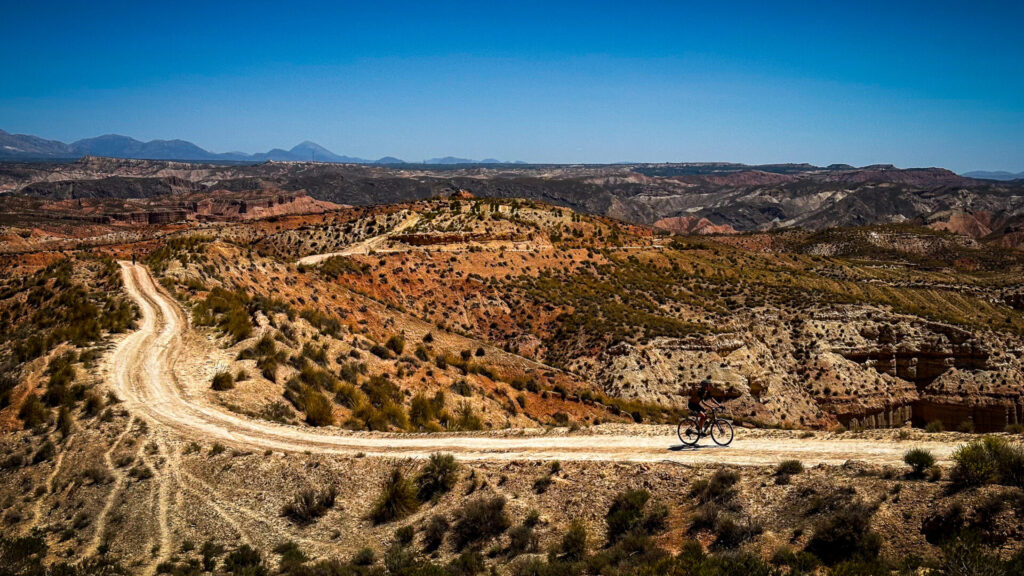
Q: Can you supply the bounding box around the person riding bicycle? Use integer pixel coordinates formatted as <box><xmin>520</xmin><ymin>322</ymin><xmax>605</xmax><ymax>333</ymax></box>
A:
<box><xmin>689</xmin><ymin>377</ymin><xmax>720</xmax><ymax>431</ymax></box>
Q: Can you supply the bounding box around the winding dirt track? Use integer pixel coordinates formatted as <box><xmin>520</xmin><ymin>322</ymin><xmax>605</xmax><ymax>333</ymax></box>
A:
<box><xmin>108</xmin><ymin>262</ymin><xmax>958</xmax><ymax>466</ymax></box>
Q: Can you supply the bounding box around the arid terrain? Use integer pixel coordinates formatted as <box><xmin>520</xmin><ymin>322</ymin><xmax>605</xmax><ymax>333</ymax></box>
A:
<box><xmin>1</xmin><ymin>158</ymin><xmax>1022</xmax><ymax>575</ymax></box>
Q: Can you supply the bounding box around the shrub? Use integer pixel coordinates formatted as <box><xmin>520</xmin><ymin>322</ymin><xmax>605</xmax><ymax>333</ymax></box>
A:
<box><xmin>32</xmin><ymin>441</ymin><xmax>56</xmax><ymax>464</ymax></box>
<box><xmin>451</xmin><ymin>495</ymin><xmax>509</xmax><ymax>549</ymax></box>
<box><xmin>223</xmin><ymin>544</ymin><xmax>265</xmax><ymax>575</ymax></box>
<box><xmin>982</xmin><ymin>436</ymin><xmax>1024</xmax><ymax>488</ymax></box>
<box><xmin>776</xmin><ymin>460</ymin><xmax>804</xmax><ymax>476</ymax></box>
<box><xmin>18</xmin><ymin>394</ymin><xmax>49</xmax><ymax>429</ymax></box>
<box><xmin>450</xmin><ymin>401</ymin><xmax>483</xmax><ymax>431</ymax></box>
<box><xmin>713</xmin><ymin>513</ymin><xmax>763</xmax><ymax>549</ymax></box>
<box><xmin>925</xmin><ymin>420</ymin><xmax>944</xmax><ymax>433</ymax></box>
<box><xmin>560</xmin><ymin>520</ymin><xmax>587</xmax><ymax>561</ymax></box>
<box><xmin>395</xmin><ymin>525</ymin><xmax>415</xmax><ymax>546</ymax></box>
<box><xmin>416</xmin><ymin>453</ymin><xmax>460</xmax><ymax>501</ymax></box>
<box><xmin>692</xmin><ymin>469</ymin><xmax>740</xmax><ymax>504</ymax></box>
<box><xmin>369</xmin><ymin>344</ymin><xmax>392</xmax><ymax>359</ymax></box>
<box><xmin>950</xmin><ymin>439</ymin><xmax>1000</xmax><ymax>488</ymax></box>
<box><xmin>386</xmin><ymin>334</ymin><xmax>406</xmax><ymax>355</ymax></box>
<box><xmin>353</xmin><ymin>548</ymin><xmax>376</xmax><ymax>566</ymax></box>
<box><xmin>533</xmin><ymin>475</ymin><xmax>553</xmax><ymax>494</ymax></box>
<box><xmin>369</xmin><ymin>469</ymin><xmax>419</xmax><ymax>524</ymax></box>
<box><xmin>211</xmin><ymin>371</ymin><xmax>234</xmax><ymax>391</ymax></box>
<box><xmin>423</xmin><ymin>515</ymin><xmax>449</xmax><ymax>552</ymax></box>
<box><xmin>605</xmin><ymin>489</ymin><xmax>667</xmax><ymax>544</ymax></box>
<box><xmin>282</xmin><ymin>487</ymin><xmax>337</xmax><ymax>524</ymax></box>
<box><xmin>903</xmin><ymin>448</ymin><xmax>935</xmax><ymax>476</ymax></box>
<box><xmin>805</xmin><ymin>500</ymin><xmax>880</xmax><ymax>565</ymax></box>
<box><xmin>507</xmin><ymin>524</ymin><xmax>535</xmax><ymax>557</ymax></box>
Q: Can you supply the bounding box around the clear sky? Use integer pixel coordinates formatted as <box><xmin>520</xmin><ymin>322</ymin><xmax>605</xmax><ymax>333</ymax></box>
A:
<box><xmin>1</xmin><ymin>1</ymin><xmax>1021</xmax><ymax>171</ymax></box>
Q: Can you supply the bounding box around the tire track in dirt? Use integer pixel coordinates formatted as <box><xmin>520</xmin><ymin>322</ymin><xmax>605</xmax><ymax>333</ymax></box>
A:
<box><xmin>87</xmin><ymin>418</ymin><xmax>137</xmax><ymax>556</ymax></box>
<box><xmin>24</xmin><ymin>436</ymin><xmax>74</xmax><ymax>535</ymax></box>
<box><xmin>105</xmin><ymin>262</ymin><xmax>960</xmax><ymax>466</ymax></box>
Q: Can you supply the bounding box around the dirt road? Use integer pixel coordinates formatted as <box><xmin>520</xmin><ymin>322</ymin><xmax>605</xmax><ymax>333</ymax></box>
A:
<box><xmin>108</xmin><ymin>262</ymin><xmax>960</xmax><ymax>466</ymax></box>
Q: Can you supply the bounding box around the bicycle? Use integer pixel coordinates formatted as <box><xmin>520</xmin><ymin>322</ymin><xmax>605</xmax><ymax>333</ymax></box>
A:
<box><xmin>677</xmin><ymin>407</ymin><xmax>734</xmax><ymax>447</ymax></box>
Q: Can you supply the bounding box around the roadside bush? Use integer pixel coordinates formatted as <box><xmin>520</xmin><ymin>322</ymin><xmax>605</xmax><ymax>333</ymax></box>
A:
<box><xmin>692</xmin><ymin>469</ymin><xmax>740</xmax><ymax>504</ymax></box>
<box><xmin>451</xmin><ymin>495</ymin><xmax>509</xmax><ymax>549</ymax></box>
<box><xmin>904</xmin><ymin>448</ymin><xmax>936</xmax><ymax>477</ymax></box>
<box><xmin>281</xmin><ymin>487</ymin><xmax>337</xmax><ymax>524</ymax></box>
<box><xmin>416</xmin><ymin>453</ymin><xmax>460</xmax><ymax>501</ymax></box>
<box><xmin>211</xmin><ymin>371</ymin><xmax>234</xmax><ymax>391</ymax></box>
<box><xmin>605</xmin><ymin>489</ymin><xmax>667</xmax><ymax>544</ymax></box>
<box><xmin>805</xmin><ymin>499</ymin><xmax>880</xmax><ymax>565</ymax></box>
<box><xmin>950</xmin><ymin>438</ymin><xmax>1014</xmax><ymax>488</ymax></box>
<box><xmin>451</xmin><ymin>401</ymin><xmax>483</xmax><ymax>431</ymax></box>
<box><xmin>776</xmin><ymin>459</ymin><xmax>804</xmax><ymax>476</ymax></box>
<box><xmin>283</xmin><ymin>380</ymin><xmax>334</xmax><ymax>427</ymax></box>
<box><xmin>369</xmin><ymin>469</ymin><xmax>419</xmax><ymax>524</ymax></box>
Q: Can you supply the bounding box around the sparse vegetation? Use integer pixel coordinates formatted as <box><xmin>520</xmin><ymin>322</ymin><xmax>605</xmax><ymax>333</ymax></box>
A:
<box><xmin>369</xmin><ymin>469</ymin><xmax>419</xmax><ymax>524</ymax></box>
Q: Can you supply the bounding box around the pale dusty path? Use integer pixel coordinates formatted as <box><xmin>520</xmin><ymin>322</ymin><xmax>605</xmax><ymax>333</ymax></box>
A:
<box><xmin>296</xmin><ymin>212</ymin><xmax>421</xmax><ymax>265</ymax></box>
<box><xmin>107</xmin><ymin>262</ymin><xmax>959</xmax><ymax>466</ymax></box>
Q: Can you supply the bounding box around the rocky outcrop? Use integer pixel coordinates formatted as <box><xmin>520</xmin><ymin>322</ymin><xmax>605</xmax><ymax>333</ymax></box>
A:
<box><xmin>916</xmin><ymin>367</ymin><xmax>1024</xmax><ymax>432</ymax></box>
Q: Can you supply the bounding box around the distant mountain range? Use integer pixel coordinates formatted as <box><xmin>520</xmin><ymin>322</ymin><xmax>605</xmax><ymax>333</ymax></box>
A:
<box><xmin>0</xmin><ymin>129</ymin><xmax>523</xmax><ymax>165</ymax></box>
<box><xmin>961</xmin><ymin>170</ymin><xmax>1024</xmax><ymax>181</ymax></box>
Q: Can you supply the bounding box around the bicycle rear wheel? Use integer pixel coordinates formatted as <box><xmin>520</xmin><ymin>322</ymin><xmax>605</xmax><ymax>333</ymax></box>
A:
<box><xmin>677</xmin><ymin>417</ymin><xmax>701</xmax><ymax>446</ymax></box>
<box><xmin>710</xmin><ymin>419</ymin><xmax>734</xmax><ymax>446</ymax></box>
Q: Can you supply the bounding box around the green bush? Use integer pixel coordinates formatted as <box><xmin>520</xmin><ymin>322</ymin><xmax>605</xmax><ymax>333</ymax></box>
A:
<box><xmin>369</xmin><ymin>469</ymin><xmax>419</xmax><ymax>524</ymax></box>
<box><xmin>951</xmin><ymin>439</ymin><xmax>1003</xmax><ymax>488</ymax></box>
<box><xmin>416</xmin><ymin>453</ymin><xmax>460</xmax><ymax>501</ymax></box>
<box><xmin>925</xmin><ymin>420</ymin><xmax>944</xmax><ymax>433</ymax></box>
<box><xmin>451</xmin><ymin>495</ymin><xmax>509</xmax><ymax>549</ymax></box>
<box><xmin>903</xmin><ymin>448</ymin><xmax>936</xmax><ymax>477</ymax></box>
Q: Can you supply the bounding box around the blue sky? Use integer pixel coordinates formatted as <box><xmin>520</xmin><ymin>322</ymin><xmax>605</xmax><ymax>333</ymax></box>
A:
<box><xmin>1</xmin><ymin>1</ymin><xmax>1021</xmax><ymax>171</ymax></box>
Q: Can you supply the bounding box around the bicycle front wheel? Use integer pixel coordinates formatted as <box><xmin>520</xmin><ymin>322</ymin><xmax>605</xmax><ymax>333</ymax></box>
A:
<box><xmin>710</xmin><ymin>419</ymin><xmax>734</xmax><ymax>446</ymax></box>
<box><xmin>677</xmin><ymin>417</ymin><xmax>701</xmax><ymax>446</ymax></box>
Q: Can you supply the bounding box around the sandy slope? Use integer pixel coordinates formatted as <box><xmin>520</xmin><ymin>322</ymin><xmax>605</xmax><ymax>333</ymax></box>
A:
<box><xmin>107</xmin><ymin>262</ymin><xmax>959</xmax><ymax>466</ymax></box>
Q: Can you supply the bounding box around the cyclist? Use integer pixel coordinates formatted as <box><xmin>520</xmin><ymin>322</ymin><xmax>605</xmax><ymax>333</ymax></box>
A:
<box><xmin>689</xmin><ymin>377</ymin><xmax>720</xmax><ymax>431</ymax></box>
